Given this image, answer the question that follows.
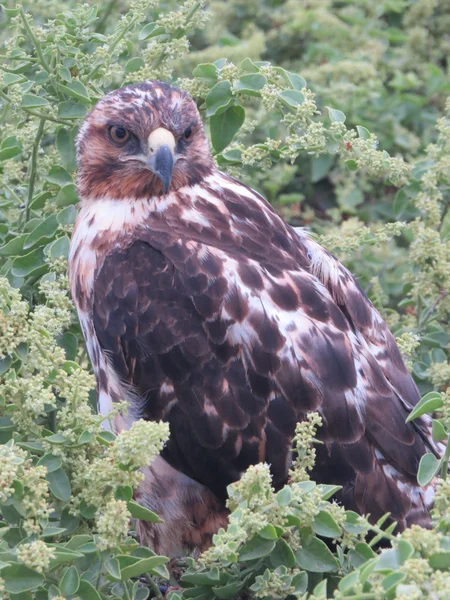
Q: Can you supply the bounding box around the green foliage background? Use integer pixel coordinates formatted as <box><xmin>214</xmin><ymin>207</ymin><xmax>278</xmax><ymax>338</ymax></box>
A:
<box><xmin>0</xmin><ymin>0</ymin><xmax>449</xmax><ymax>598</ymax></box>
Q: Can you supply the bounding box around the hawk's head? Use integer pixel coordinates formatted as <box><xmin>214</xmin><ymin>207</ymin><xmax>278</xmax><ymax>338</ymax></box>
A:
<box><xmin>76</xmin><ymin>81</ymin><xmax>214</xmax><ymax>201</ymax></box>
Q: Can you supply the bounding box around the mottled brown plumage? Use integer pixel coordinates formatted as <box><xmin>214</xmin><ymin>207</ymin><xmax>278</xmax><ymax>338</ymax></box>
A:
<box><xmin>69</xmin><ymin>81</ymin><xmax>441</xmax><ymax>556</ymax></box>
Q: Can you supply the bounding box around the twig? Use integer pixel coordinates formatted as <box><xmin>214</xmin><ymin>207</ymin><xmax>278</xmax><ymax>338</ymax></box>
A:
<box><xmin>26</xmin><ymin>118</ymin><xmax>46</xmax><ymax>222</ymax></box>
<box><xmin>0</xmin><ymin>89</ymin><xmax>11</xmax><ymax>104</ymax></box>
<box><xmin>441</xmin><ymin>434</ymin><xmax>450</xmax><ymax>481</ymax></box>
<box><xmin>145</xmin><ymin>574</ymin><xmax>164</xmax><ymax>600</ymax></box>
<box><xmin>20</xmin><ymin>7</ymin><xmax>51</xmax><ymax>73</ymax></box>
<box><xmin>24</xmin><ymin>109</ymin><xmax>73</xmax><ymax>125</ymax></box>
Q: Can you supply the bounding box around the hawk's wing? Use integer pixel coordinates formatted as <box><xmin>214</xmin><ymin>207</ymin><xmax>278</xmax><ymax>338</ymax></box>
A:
<box><xmin>92</xmin><ymin>212</ymin><xmax>436</xmax><ymax>524</ymax></box>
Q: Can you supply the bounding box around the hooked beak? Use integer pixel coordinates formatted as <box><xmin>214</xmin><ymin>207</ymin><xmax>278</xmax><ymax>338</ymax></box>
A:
<box><xmin>146</xmin><ymin>127</ymin><xmax>176</xmax><ymax>194</ymax></box>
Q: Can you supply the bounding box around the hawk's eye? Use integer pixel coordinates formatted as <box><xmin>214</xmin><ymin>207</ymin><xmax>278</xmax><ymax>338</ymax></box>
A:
<box><xmin>183</xmin><ymin>126</ymin><xmax>192</xmax><ymax>140</ymax></box>
<box><xmin>109</xmin><ymin>126</ymin><xmax>130</xmax><ymax>144</ymax></box>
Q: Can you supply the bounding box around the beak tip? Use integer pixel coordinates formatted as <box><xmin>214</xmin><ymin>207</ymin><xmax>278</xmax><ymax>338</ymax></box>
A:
<box><xmin>149</xmin><ymin>144</ymin><xmax>174</xmax><ymax>195</ymax></box>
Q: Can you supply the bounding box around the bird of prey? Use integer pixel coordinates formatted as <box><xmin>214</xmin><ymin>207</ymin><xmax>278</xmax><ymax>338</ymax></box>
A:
<box><xmin>69</xmin><ymin>80</ymin><xmax>439</xmax><ymax>557</ymax></box>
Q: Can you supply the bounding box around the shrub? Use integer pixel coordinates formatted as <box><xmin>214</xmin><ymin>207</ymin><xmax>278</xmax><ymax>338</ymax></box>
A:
<box><xmin>0</xmin><ymin>0</ymin><xmax>448</xmax><ymax>598</ymax></box>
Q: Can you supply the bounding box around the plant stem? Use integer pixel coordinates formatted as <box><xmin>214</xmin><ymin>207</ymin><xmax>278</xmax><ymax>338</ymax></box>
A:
<box><xmin>0</xmin><ymin>54</ymin><xmax>38</xmax><ymax>62</ymax></box>
<box><xmin>26</xmin><ymin>118</ymin><xmax>46</xmax><ymax>222</ymax></box>
<box><xmin>123</xmin><ymin>582</ymin><xmax>133</xmax><ymax>600</ymax></box>
<box><xmin>441</xmin><ymin>433</ymin><xmax>450</xmax><ymax>481</ymax></box>
<box><xmin>0</xmin><ymin>89</ymin><xmax>11</xmax><ymax>104</ymax></box>
<box><xmin>4</xmin><ymin>183</ymin><xmax>23</xmax><ymax>206</ymax></box>
<box><xmin>145</xmin><ymin>574</ymin><xmax>164</xmax><ymax>600</ymax></box>
<box><xmin>85</xmin><ymin>15</ymin><xmax>138</xmax><ymax>82</ymax></box>
<box><xmin>96</xmin><ymin>0</ymin><xmax>118</xmax><ymax>34</ymax></box>
<box><xmin>184</xmin><ymin>1</ymin><xmax>201</xmax><ymax>26</ymax></box>
<box><xmin>24</xmin><ymin>109</ymin><xmax>72</xmax><ymax>125</ymax></box>
<box><xmin>20</xmin><ymin>8</ymin><xmax>51</xmax><ymax>73</ymax></box>
<box><xmin>369</xmin><ymin>524</ymin><xmax>397</xmax><ymax>543</ymax></box>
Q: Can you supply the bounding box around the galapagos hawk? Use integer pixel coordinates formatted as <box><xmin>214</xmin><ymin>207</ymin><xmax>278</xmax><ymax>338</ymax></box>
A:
<box><xmin>69</xmin><ymin>80</ymin><xmax>439</xmax><ymax>556</ymax></box>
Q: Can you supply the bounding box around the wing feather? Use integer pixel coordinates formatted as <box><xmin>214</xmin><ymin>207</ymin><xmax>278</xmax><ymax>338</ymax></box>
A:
<box><xmin>90</xmin><ymin>176</ymin><xmax>438</xmax><ymax>526</ymax></box>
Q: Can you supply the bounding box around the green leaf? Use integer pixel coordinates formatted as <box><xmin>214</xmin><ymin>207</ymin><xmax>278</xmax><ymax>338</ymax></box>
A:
<box><xmin>276</xmin><ymin>68</ymin><xmax>306</xmax><ymax>90</ymax></box>
<box><xmin>57</xmin><ymin>80</ymin><xmax>91</xmax><ymax>104</ymax></box>
<box><xmin>48</xmin><ymin>584</ymin><xmax>62</xmax><ymax>599</ymax></box>
<box><xmin>406</xmin><ymin>391</ymin><xmax>443</xmax><ymax>422</ymax></box>
<box><xmin>356</xmin><ymin>125</ymin><xmax>371</xmax><ymax>139</ymax></box>
<box><xmin>311</xmin><ymin>154</ymin><xmax>334</xmax><ymax>182</ymax></box>
<box><xmin>45</xmin><ymin>235</ymin><xmax>70</xmax><ymax>259</ymax></box>
<box><xmin>3</xmin><ymin>74</ymin><xmax>25</xmax><ymax>87</ymax></box>
<box><xmin>375</xmin><ymin>543</ymin><xmax>413</xmax><ymax>572</ymax></box>
<box><xmin>0</xmin><ymin>146</ymin><xmax>21</xmax><ymax>161</ymax></box>
<box><xmin>57</xmin><ymin>205</ymin><xmax>77</xmax><ymax>226</ymax></box>
<box><xmin>97</xmin><ymin>430</ymin><xmax>116</xmax><ymax>444</ymax></box>
<box><xmin>429</xmin><ymin>551</ymin><xmax>450</xmax><ymax>569</ymax></box>
<box><xmin>292</xmin><ymin>571</ymin><xmax>308</xmax><ymax>594</ymax></box>
<box><xmin>205</xmin><ymin>81</ymin><xmax>233</xmax><ymax>117</ymax></box>
<box><xmin>270</xmin><ymin>538</ymin><xmax>296</xmax><ymax>568</ymax></box>
<box><xmin>276</xmin><ymin>485</ymin><xmax>292</xmax><ymax>506</ymax></box>
<box><xmin>55</xmin><ymin>183</ymin><xmax>78</xmax><ymax>207</ymax></box>
<box><xmin>1</xmin><ymin>5</ymin><xmax>21</xmax><ymax>17</ymax></box>
<box><xmin>49</xmin><ymin>547</ymin><xmax>83</xmax><ymax>567</ymax></box>
<box><xmin>258</xmin><ymin>524</ymin><xmax>280</xmax><ymax>540</ymax></box>
<box><xmin>37</xmin><ymin>453</ymin><xmax>62</xmax><ymax>473</ymax></box>
<box><xmin>139</xmin><ymin>22</ymin><xmax>165</xmax><ymax>40</ymax></box>
<box><xmin>295</xmin><ymin>537</ymin><xmax>339</xmax><ymax>572</ymax></box>
<box><xmin>432</xmin><ymin>418</ymin><xmax>448</xmax><ymax>442</ymax></box>
<box><xmin>239</xmin><ymin>536</ymin><xmax>276</xmax><ymax>561</ymax></box>
<box><xmin>23</xmin><ymin>215</ymin><xmax>59</xmax><ymax>250</ymax></box>
<box><xmin>58</xmin><ymin>101</ymin><xmax>88</xmax><ymax>119</ymax></box>
<box><xmin>0</xmin><ymin>357</ymin><xmax>12</xmax><ymax>378</ymax></box>
<box><xmin>312</xmin><ymin>510</ymin><xmax>342</xmax><ymax>538</ymax></box>
<box><xmin>393</xmin><ymin>189</ymin><xmax>410</xmax><ymax>215</ymax></box>
<box><xmin>345</xmin><ymin>159</ymin><xmax>358</xmax><ymax>171</ymax></box>
<box><xmin>21</xmin><ymin>94</ymin><xmax>50</xmax><ymax>109</ymax></box>
<box><xmin>76</xmin><ymin>579</ymin><xmax>102</xmax><ymax>600</ymax></box>
<box><xmin>45</xmin><ymin>433</ymin><xmax>67</xmax><ymax>444</ymax></box>
<box><xmin>338</xmin><ymin>571</ymin><xmax>360</xmax><ymax>593</ymax></box>
<box><xmin>327</xmin><ymin>106</ymin><xmax>346</xmax><ymax>123</ymax></box>
<box><xmin>417</xmin><ymin>452</ymin><xmax>442</xmax><ymax>486</ymax></box>
<box><xmin>46</xmin><ymin>467</ymin><xmax>71</xmax><ymax>501</ymax></box>
<box><xmin>105</xmin><ymin>557</ymin><xmax>121</xmax><ymax>580</ymax></box>
<box><xmin>115</xmin><ymin>486</ymin><xmax>133</xmax><ymax>501</ymax></box>
<box><xmin>0</xmin><ymin>234</ymin><xmax>28</xmax><ymax>256</ymax></box>
<box><xmin>382</xmin><ymin>571</ymin><xmax>406</xmax><ymax>593</ymax></box>
<box><xmin>120</xmin><ymin>556</ymin><xmax>169</xmax><ymax>580</ymax></box>
<box><xmin>210</xmin><ymin>105</ymin><xmax>245</xmax><ymax>153</ymax></box>
<box><xmin>46</xmin><ymin>166</ymin><xmax>73</xmax><ymax>186</ymax></box>
<box><xmin>125</xmin><ymin>58</ymin><xmax>145</xmax><ymax>74</ymax></box>
<box><xmin>58</xmin><ymin>331</ymin><xmax>78</xmax><ymax>360</ymax></box>
<box><xmin>65</xmin><ymin>535</ymin><xmax>93</xmax><ymax>550</ymax></box>
<box><xmin>57</xmin><ymin>66</ymin><xmax>72</xmax><ymax>82</ymax></box>
<box><xmin>76</xmin><ymin>542</ymin><xmax>97</xmax><ymax>554</ymax></box>
<box><xmin>212</xmin><ymin>581</ymin><xmax>243</xmax><ymax>599</ymax></box>
<box><xmin>193</xmin><ymin>63</ymin><xmax>218</xmax><ymax>82</ymax></box>
<box><xmin>240</xmin><ymin>58</ymin><xmax>259</xmax><ymax>73</ymax></box>
<box><xmin>41</xmin><ymin>526</ymin><xmax>67</xmax><ymax>538</ymax></box>
<box><xmin>235</xmin><ymin>73</ymin><xmax>266</xmax><ymax>96</ymax></box>
<box><xmin>56</xmin><ymin>128</ymin><xmax>77</xmax><ymax>172</ymax></box>
<box><xmin>2</xmin><ymin>564</ymin><xmax>44</xmax><ymax>593</ymax></box>
<box><xmin>60</xmin><ymin>566</ymin><xmax>80</xmax><ymax>596</ymax></box>
<box><xmin>79</xmin><ymin>500</ymin><xmax>97</xmax><ymax>519</ymax></box>
<box><xmin>279</xmin><ymin>89</ymin><xmax>304</xmax><ymax>108</ymax></box>
<box><xmin>11</xmin><ymin>248</ymin><xmax>46</xmax><ymax>278</ymax></box>
<box><xmin>127</xmin><ymin>500</ymin><xmax>161</xmax><ymax>523</ymax></box>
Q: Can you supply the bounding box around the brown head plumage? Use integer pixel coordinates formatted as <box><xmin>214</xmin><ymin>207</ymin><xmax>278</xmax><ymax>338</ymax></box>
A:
<box><xmin>76</xmin><ymin>81</ymin><xmax>214</xmax><ymax>201</ymax></box>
